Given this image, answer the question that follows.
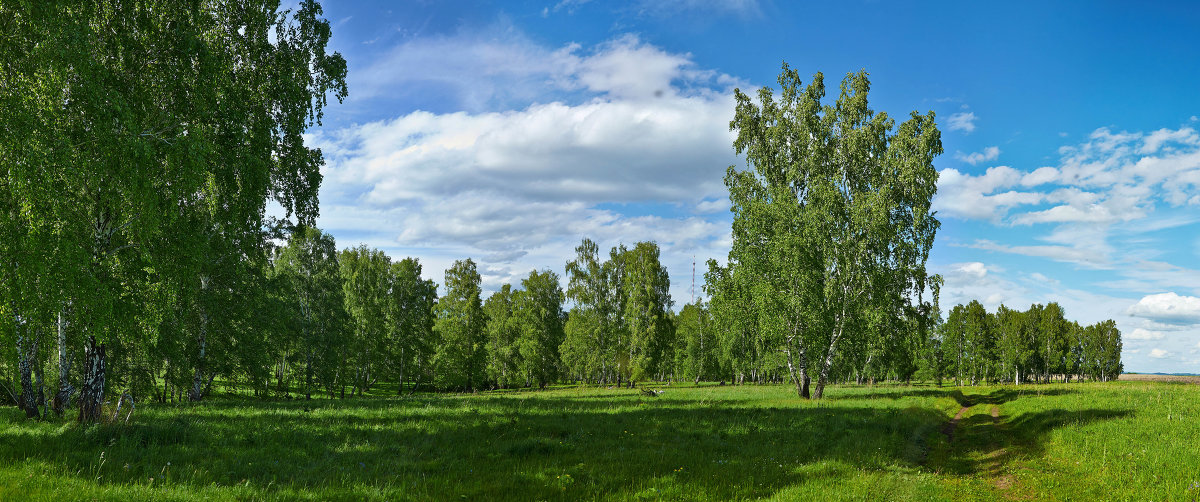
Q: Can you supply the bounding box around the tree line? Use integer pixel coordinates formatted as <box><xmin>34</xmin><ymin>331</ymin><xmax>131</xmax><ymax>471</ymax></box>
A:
<box><xmin>934</xmin><ymin>301</ymin><xmax>1123</xmax><ymax>385</ymax></box>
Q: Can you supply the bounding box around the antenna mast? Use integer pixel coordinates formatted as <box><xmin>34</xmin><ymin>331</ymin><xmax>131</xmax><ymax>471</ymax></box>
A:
<box><xmin>691</xmin><ymin>255</ymin><xmax>696</xmax><ymax>305</ymax></box>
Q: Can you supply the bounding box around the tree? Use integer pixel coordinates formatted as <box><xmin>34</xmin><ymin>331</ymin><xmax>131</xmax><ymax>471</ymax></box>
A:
<box><xmin>0</xmin><ymin>0</ymin><xmax>346</xmax><ymax>418</ymax></box>
<box><xmin>339</xmin><ymin>245</ymin><xmax>392</xmax><ymax>395</ymax></box>
<box><xmin>433</xmin><ymin>259</ymin><xmax>486</xmax><ymax>391</ymax></box>
<box><xmin>387</xmin><ymin>258</ymin><xmax>437</xmax><ymax>394</ymax></box>
<box><xmin>675</xmin><ymin>301</ymin><xmax>719</xmax><ymax>383</ymax></box>
<box><xmin>724</xmin><ymin>64</ymin><xmax>942</xmax><ymax>398</ymax></box>
<box><xmin>705</xmin><ymin>260</ymin><xmax>758</xmax><ymax>385</ymax></box>
<box><xmin>1037</xmin><ymin>302</ymin><xmax>1070</xmax><ymax>382</ymax></box>
<box><xmin>513</xmin><ymin>270</ymin><xmax>566</xmax><ymax>388</ymax></box>
<box><xmin>561</xmin><ymin>239</ymin><xmax>616</xmax><ymax>384</ymax></box>
<box><xmin>620</xmin><ymin>242</ymin><xmax>673</xmax><ymax>385</ymax></box>
<box><xmin>274</xmin><ymin>227</ymin><xmax>348</xmax><ymax>399</ymax></box>
<box><xmin>996</xmin><ymin>305</ymin><xmax>1031</xmax><ymax>385</ymax></box>
<box><xmin>483</xmin><ymin>284</ymin><xmax>520</xmax><ymax>388</ymax></box>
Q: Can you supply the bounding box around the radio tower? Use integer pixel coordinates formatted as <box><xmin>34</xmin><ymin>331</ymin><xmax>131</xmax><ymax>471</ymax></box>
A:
<box><xmin>691</xmin><ymin>255</ymin><xmax>696</xmax><ymax>305</ymax></box>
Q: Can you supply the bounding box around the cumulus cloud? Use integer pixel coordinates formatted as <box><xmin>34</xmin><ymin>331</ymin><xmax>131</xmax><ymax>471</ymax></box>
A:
<box><xmin>955</xmin><ymin>146</ymin><xmax>1001</xmax><ymax>165</ymax></box>
<box><xmin>1127</xmin><ymin>292</ymin><xmax>1200</xmax><ymax>325</ymax></box>
<box><xmin>1127</xmin><ymin>328</ymin><xmax>1166</xmax><ymax>341</ymax></box>
<box><xmin>954</xmin><ymin>262</ymin><xmax>989</xmax><ymax>278</ymax></box>
<box><xmin>946</xmin><ymin>112</ymin><xmax>977</xmax><ymax>133</ymax></box>
<box><xmin>313</xmin><ymin>34</ymin><xmax>740</xmax><ymax>301</ymax></box>
<box><xmin>1148</xmin><ymin>348</ymin><xmax>1171</xmax><ymax>359</ymax></box>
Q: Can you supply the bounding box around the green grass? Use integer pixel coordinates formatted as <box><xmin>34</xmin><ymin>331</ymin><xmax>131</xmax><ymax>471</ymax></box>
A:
<box><xmin>0</xmin><ymin>381</ymin><xmax>1197</xmax><ymax>501</ymax></box>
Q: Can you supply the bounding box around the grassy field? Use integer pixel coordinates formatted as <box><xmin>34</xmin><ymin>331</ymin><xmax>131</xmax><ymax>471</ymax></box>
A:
<box><xmin>1</xmin><ymin>380</ymin><xmax>1197</xmax><ymax>501</ymax></box>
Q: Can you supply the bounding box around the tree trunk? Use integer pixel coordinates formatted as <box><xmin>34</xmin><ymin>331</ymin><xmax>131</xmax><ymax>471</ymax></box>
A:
<box><xmin>305</xmin><ymin>350</ymin><xmax>314</xmax><ymax>399</ymax></box>
<box><xmin>189</xmin><ymin>309</ymin><xmax>207</xmax><ymax>402</ymax></box>
<box><xmin>812</xmin><ymin>317</ymin><xmax>845</xmax><ymax>400</ymax></box>
<box><xmin>397</xmin><ymin>346</ymin><xmax>406</xmax><ymax>395</ymax></box>
<box><xmin>78</xmin><ymin>336</ymin><xmax>106</xmax><ymax>423</ymax></box>
<box><xmin>783</xmin><ymin>337</ymin><xmax>810</xmax><ymax>399</ymax></box>
<box><xmin>53</xmin><ymin>309</ymin><xmax>75</xmax><ymax>415</ymax></box>
<box><xmin>17</xmin><ymin>330</ymin><xmax>39</xmax><ymax>418</ymax></box>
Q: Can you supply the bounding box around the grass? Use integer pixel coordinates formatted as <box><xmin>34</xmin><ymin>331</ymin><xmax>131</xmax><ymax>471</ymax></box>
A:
<box><xmin>0</xmin><ymin>381</ymin><xmax>1196</xmax><ymax>501</ymax></box>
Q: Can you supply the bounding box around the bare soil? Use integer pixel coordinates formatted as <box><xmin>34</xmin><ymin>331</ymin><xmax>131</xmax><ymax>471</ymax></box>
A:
<box><xmin>941</xmin><ymin>405</ymin><xmax>970</xmax><ymax>442</ymax></box>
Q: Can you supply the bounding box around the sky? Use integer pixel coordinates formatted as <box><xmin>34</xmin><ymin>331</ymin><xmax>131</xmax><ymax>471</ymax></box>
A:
<box><xmin>299</xmin><ymin>0</ymin><xmax>1200</xmax><ymax>374</ymax></box>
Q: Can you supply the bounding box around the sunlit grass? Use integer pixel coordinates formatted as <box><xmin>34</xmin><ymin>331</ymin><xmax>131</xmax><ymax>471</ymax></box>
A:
<box><xmin>0</xmin><ymin>381</ymin><xmax>1195</xmax><ymax>500</ymax></box>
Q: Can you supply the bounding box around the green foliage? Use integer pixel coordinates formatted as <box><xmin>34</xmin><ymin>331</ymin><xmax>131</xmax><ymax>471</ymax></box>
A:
<box><xmin>433</xmin><ymin>259</ymin><xmax>486</xmax><ymax>391</ymax></box>
<box><xmin>941</xmin><ymin>301</ymin><xmax>1121</xmax><ymax>385</ymax></box>
<box><xmin>339</xmin><ymin>246</ymin><xmax>392</xmax><ymax>395</ymax></box>
<box><xmin>513</xmin><ymin>270</ymin><xmax>566</xmax><ymax>388</ymax></box>
<box><xmin>716</xmin><ymin>63</ymin><xmax>942</xmax><ymax>398</ymax></box>
<box><xmin>484</xmin><ymin>284</ymin><xmax>520</xmax><ymax>388</ymax></box>
<box><xmin>0</xmin><ymin>0</ymin><xmax>346</xmax><ymax>416</ymax></box>
<box><xmin>675</xmin><ymin>302</ymin><xmax>720</xmax><ymax>382</ymax></box>
<box><xmin>620</xmin><ymin>242</ymin><xmax>674</xmax><ymax>383</ymax></box>
<box><xmin>273</xmin><ymin>227</ymin><xmax>348</xmax><ymax>398</ymax></box>
<box><xmin>386</xmin><ymin>258</ymin><xmax>437</xmax><ymax>393</ymax></box>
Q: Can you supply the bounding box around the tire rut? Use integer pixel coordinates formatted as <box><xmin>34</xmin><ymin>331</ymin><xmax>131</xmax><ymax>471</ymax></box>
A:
<box><xmin>941</xmin><ymin>405</ymin><xmax>971</xmax><ymax>442</ymax></box>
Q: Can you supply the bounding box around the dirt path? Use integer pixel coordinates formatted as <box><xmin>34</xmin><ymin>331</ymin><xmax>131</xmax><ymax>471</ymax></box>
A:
<box><xmin>986</xmin><ymin>405</ymin><xmax>1017</xmax><ymax>493</ymax></box>
<box><xmin>941</xmin><ymin>405</ymin><xmax>971</xmax><ymax>442</ymax></box>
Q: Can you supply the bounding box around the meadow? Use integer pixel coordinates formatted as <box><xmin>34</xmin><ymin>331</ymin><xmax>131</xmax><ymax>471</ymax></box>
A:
<box><xmin>1</xmin><ymin>381</ymin><xmax>1197</xmax><ymax>501</ymax></box>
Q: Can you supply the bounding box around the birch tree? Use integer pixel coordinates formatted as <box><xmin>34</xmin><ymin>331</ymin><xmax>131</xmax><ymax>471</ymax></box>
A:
<box><xmin>387</xmin><ymin>258</ymin><xmax>437</xmax><ymax>394</ymax></box>
<box><xmin>433</xmin><ymin>259</ymin><xmax>486</xmax><ymax>391</ymax></box>
<box><xmin>484</xmin><ymin>284</ymin><xmax>520</xmax><ymax>388</ymax></box>
<box><xmin>513</xmin><ymin>269</ymin><xmax>565</xmax><ymax>388</ymax></box>
<box><xmin>725</xmin><ymin>64</ymin><xmax>942</xmax><ymax>398</ymax></box>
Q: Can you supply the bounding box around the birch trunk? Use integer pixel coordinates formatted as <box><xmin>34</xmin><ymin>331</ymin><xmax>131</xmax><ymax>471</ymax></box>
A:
<box><xmin>17</xmin><ymin>331</ymin><xmax>39</xmax><ymax>418</ymax></box>
<box><xmin>812</xmin><ymin>313</ymin><xmax>846</xmax><ymax>400</ymax></box>
<box><xmin>53</xmin><ymin>309</ymin><xmax>75</xmax><ymax>415</ymax></box>
<box><xmin>78</xmin><ymin>336</ymin><xmax>106</xmax><ymax>423</ymax></box>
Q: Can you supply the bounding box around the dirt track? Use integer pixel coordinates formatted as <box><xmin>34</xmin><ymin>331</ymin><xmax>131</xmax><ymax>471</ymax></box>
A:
<box><xmin>1118</xmin><ymin>373</ymin><xmax>1200</xmax><ymax>384</ymax></box>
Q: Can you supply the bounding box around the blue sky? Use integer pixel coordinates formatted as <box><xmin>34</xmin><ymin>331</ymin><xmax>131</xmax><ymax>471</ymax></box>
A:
<box><xmin>301</xmin><ymin>0</ymin><xmax>1200</xmax><ymax>373</ymax></box>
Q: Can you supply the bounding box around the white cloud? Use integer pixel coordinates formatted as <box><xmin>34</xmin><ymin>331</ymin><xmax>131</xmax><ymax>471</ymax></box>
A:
<box><xmin>313</xmin><ymin>34</ymin><xmax>740</xmax><ymax>302</ymax></box>
<box><xmin>947</xmin><ymin>112</ymin><xmax>977</xmax><ymax>133</ymax></box>
<box><xmin>933</xmin><ymin>166</ymin><xmax>1044</xmax><ymax>221</ymax></box>
<box><xmin>955</xmin><ymin>146</ymin><xmax>1001</xmax><ymax>165</ymax></box>
<box><xmin>1021</xmin><ymin>166</ymin><xmax>1059</xmax><ymax>186</ymax></box>
<box><xmin>1140</xmin><ymin>127</ymin><xmax>1199</xmax><ymax>155</ymax></box>
<box><xmin>1128</xmin><ymin>328</ymin><xmax>1166</xmax><ymax>341</ymax></box>
<box><xmin>967</xmin><ymin>239</ymin><xmax>1110</xmax><ymax>269</ymax></box>
<box><xmin>634</xmin><ymin>0</ymin><xmax>762</xmax><ymax>18</ymax></box>
<box><xmin>954</xmin><ymin>262</ymin><xmax>989</xmax><ymax>278</ymax></box>
<box><xmin>1127</xmin><ymin>292</ymin><xmax>1200</xmax><ymax>325</ymax></box>
<box><xmin>1148</xmin><ymin>348</ymin><xmax>1171</xmax><ymax>359</ymax></box>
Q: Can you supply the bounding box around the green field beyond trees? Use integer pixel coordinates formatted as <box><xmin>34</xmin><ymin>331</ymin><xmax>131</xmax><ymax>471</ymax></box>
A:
<box><xmin>1</xmin><ymin>381</ymin><xmax>1197</xmax><ymax>501</ymax></box>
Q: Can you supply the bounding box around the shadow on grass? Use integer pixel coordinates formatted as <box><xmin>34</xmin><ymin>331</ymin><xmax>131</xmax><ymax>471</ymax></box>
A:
<box><xmin>925</xmin><ymin>405</ymin><xmax>1131</xmax><ymax>477</ymax></box>
<box><xmin>828</xmin><ymin>386</ymin><xmax>1079</xmax><ymax>407</ymax></box>
<box><xmin>0</xmin><ymin>385</ymin><xmax>1127</xmax><ymax>500</ymax></box>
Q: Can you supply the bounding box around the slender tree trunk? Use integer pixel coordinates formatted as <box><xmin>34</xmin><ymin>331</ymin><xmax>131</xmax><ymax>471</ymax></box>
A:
<box><xmin>17</xmin><ymin>330</ymin><xmax>39</xmax><ymax>418</ymax></box>
<box><xmin>397</xmin><ymin>346</ymin><xmax>406</xmax><ymax>395</ymax></box>
<box><xmin>813</xmin><ymin>315</ymin><xmax>846</xmax><ymax>400</ymax></box>
<box><xmin>78</xmin><ymin>336</ymin><xmax>106</xmax><ymax>423</ymax></box>
<box><xmin>33</xmin><ymin>333</ymin><xmax>45</xmax><ymax>414</ymax></box>
<box><xmin>784</xmin><ymin>337</ymin><xmax>810</xmax><ymax>399</ymax></box>
<box><xmin>189</xmin><ymin>305</ymin><xmax>208</xmax><ymax>402</ymax></box>
<box><xmin>53</xmin><ymin>309</ymin><xmax>75</xmax><ymax>415</ymax></box>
